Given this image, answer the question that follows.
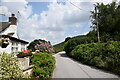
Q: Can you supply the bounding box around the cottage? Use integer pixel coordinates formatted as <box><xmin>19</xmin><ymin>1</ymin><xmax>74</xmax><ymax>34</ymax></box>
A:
<box><xmin>0</xmin><ymin>14</ymin><xmax>28</xmax><ymax>53</ymax></box>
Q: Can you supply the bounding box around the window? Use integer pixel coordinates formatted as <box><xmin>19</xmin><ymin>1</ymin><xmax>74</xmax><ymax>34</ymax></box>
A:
<box><xmin>11</xmin><ymin>41</ymin><xmax>18</xmax><ymax>52</ymax></box>
<box><xmin>21</xmin><ymin>43</ymin><xmax>26</xmax><ymax>51</ymax></box>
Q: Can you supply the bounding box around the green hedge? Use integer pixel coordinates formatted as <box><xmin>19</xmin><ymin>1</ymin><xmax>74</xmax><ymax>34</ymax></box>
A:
<box><xmin>64</xmin><ymin>36</ymin><xmax>93</xmax><ymax>55</ymax></box>
<box><xmin>70</xmin><ymin>41</ymin><xmax>120</xmax><ymax>75</ymax></box>
<box><xmin>31</xmin><ymin>52</ymin><xmax>55</xmax><ymax>79</ymax></box>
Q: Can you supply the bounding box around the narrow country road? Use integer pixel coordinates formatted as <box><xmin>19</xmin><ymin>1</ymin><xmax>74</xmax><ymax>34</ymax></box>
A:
<box><xmin>53</xmin><ymin>51</ymin><xmax>119</xmax><ymax>78</ymax></box>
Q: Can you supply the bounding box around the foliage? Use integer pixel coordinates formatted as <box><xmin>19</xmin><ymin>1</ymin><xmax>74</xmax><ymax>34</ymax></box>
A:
<box><xmin>0</xmin><ymin>37</ymin><xmax>10</xmax><ymax>48</ymax></box>
<box><xmin>31</xmin><ymin>52</ymin><xmax>55</xmax><ymax>79</ymax></box>
<box><xmin>28</xmin><ymin>39</ymin><xmax>54</xmax><ymax>54</ymax></box>
<box><xmin>0</xmin><ymin>53</ymin><xmax>26</xmax><ymax>78</ymax></box>
<box><xmin>65</xmin><ymin>37</ymin><xmax>71</xmax><ymax>42</ymax></box>
<box><xmin>64</xmin><ymin>36</ymin><xmax>95</xmax><ymax>55</ymax></box>
<box><xmin>0</xmin><ymin>38</ymin><xmax>10</xmax><ymax>44</ymax></box>
<box><xmin>86</xmin><ymin>30</ymin><xmax>98</xmax><ymax>42</ymax></box>
<box><xmin>91</xmin><ymin>2</ymin><xmax>120</xmax><ymax>41</ymax></box>
<box><xmin>70</xmin><ymin>41</ymin><xmax>120</xmax><ymax>75</ymax></box>
<box><xmin>53</xmin><ymin>42</ymin><xmax>65</xmax><ymax>53</ymax></box>
<box><xmin>17</xmin><ymin>50</ymin><xmax>32</xmax><ymax>58</ymax></box>
<box><xmin>28</xmin><ymin>39</ymin><xmax>47</xmax><ymax>51</ymax></box>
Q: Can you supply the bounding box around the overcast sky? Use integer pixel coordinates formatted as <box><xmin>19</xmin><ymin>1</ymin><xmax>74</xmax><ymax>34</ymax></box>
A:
<box><xmin>0</xmin><ymin>0</ymin><xmax>118</xmax><ymax>45</ymax></box>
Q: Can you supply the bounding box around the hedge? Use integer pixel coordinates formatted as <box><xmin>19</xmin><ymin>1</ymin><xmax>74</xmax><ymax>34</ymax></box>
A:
<box><xmin>31</xmin><ymin>52</ymin><xmax>55</xmax><ymax>79</ymax></box>
<box><xmin>64</xmin><ymin>36</ymin><xmax>93</xmax><ymax>55</ymax></box>
<box><xmin>70</xmin><ymin>41</ymin><xmax>120</xmax><ymax>75</ymax></box>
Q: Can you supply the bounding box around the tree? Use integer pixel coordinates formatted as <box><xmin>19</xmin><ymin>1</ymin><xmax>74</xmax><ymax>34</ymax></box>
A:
<box><xmin>27</xmin><ymin>39</ymin><xmax>54</xmax><ymax>54</ymax></box>
<box><xmin>65</xmin><ymin>37</ymin><xmax>71</xmax><ymax>42</ymax></box>
<box><xmin>91</xmin><ymin>1</ymin><xmax>120</xmax><ymax>41</ymax></box>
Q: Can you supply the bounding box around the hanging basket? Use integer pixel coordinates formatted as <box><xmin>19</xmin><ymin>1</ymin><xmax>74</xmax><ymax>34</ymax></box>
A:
<box><xmin>1</xmin><ymin>43</ymin><xmax>9</xmax><ymax>48</ymax></box>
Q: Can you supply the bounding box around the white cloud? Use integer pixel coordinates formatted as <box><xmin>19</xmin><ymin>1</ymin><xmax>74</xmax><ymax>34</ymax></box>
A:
<box><xmin>0</xmin><ymin>0</ymin><xmax>116</xmax><ymax>44</ymax></box>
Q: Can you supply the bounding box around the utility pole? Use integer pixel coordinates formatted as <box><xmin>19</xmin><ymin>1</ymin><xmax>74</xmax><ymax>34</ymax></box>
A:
<box><xmin>95</xmin><ymin>7</ymin><xmax>100</xmax><ymax>43</ymax></box>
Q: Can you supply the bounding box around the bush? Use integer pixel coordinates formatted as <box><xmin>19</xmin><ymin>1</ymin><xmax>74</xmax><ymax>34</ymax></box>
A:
<box><xmin>0</xmin><ymin>53</ymin><xmax>26</xmax><ymax>78</ymax></box>
<box><xmin>31</xmin><ymin>52</ymin><xmax>55</xmax><ymax>79</ymax></box>
<box><xmin>28</xmin><ymin>39</ymin><xmax>54</xmax><ymax>54</ymax></box>
<box><xmin>70</xmin><ymin>41</ymin><xmax>120</xmax><ymax>75</ymax></box>
<box><xmin>64</xmin><ymin>36</ymin><xmax>92</xmax><ymax>55</ymax></box>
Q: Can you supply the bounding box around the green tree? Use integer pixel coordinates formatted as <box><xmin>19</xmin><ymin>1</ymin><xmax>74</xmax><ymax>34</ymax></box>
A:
<box><xmin>91</xmin><ymin>2</ymin><xmax>120</xmax><ymax>41</ymax></box>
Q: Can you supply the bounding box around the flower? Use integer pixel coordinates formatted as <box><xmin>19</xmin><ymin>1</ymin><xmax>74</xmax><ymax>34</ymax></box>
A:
<box><xmin>33</xmin><ymin>40</ymin><xmax>54</xmax><ymax>54</ymax></box>
<box><xmin>22</xmin><ymin>50</ymin><xmax>30</xmax><ymax>53</ymax></box>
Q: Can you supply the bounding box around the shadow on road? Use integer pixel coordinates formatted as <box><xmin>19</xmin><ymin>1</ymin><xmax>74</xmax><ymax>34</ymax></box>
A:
<box><xmin>59</xmin><ymin>53</ymin><xmax>68</xmax><ymax>57</ymax></box>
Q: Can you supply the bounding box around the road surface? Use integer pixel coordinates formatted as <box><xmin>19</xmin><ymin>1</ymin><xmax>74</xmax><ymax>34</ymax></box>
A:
<box><xmin>53</xmin><ymin>51</ymin><xmax>119</xmax><ymax>78</ymax></box>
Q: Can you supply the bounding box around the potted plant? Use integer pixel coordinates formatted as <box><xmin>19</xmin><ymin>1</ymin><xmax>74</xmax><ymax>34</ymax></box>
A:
<box><xmin>0</xmin><ymin>38</ymin><xmax>10</xmax><ymax>48</ymax></box>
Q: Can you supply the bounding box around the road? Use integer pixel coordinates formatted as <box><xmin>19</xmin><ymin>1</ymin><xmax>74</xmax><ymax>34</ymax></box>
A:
<box><xmin>53</xmin><ymin>51</ymin><xmax>119</xmax><ymax>78</ymax></box>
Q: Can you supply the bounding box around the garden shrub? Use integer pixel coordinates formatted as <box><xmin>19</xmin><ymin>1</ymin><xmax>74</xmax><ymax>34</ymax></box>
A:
<box><xmin>0</xmin><ymin>53</ymin><xmax>26</xmax><ymax>78</ymax></box>
<box><xmin>70</xmin><ymin>41</ymin><xmax>120</xmax><ymax>75</ymax></box>
<box><xmin>28</xmin><ymin>39</ymin><xmax>55</xmax><ymax>54</ymax></box>
<box><xmin>31</xmin><ymin>52</ymin><xmax>55</xmax><ymax>79</ymax></box>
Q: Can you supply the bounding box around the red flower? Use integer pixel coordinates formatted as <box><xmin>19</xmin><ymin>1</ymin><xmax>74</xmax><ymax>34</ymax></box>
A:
<box><xmin>22</xmin><ymin>50</ymin><xmax>29</xmax><ymax>53</ymax></box>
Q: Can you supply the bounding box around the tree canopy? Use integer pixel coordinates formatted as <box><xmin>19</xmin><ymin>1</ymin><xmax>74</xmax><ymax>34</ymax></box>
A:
<box><xmin>91</xmin><ymin>2</ymin><xmax>120</xmax><ymax>41</ymax></box>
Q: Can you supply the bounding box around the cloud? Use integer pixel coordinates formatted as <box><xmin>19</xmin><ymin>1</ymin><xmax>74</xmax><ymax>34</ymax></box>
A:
<box><xmin>0</xmin><ymin>0</ymin><xmax>115</xmax><ymax>44</ymax></box>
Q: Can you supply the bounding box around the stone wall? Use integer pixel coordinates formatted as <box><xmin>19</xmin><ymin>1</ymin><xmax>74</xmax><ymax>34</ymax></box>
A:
<box><xmin>17</xmin><ymin>57</ymin><xmax>33</xmax><ymax>75</ymax></box>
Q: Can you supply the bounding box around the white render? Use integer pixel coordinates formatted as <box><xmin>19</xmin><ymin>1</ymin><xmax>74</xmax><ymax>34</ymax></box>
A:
<box><xmin>1</xmin><ymin>25</ymin><xmax>18</xmax><ymax>38</ymax></box>
<box><xmin>0</xmin><ymin>40</ymin><xmax>27</xmax><ymax>53</ymax></box>
<box><xmin>0</xmin><ymin>41</ymin><xmax>12</xmax><ymax>53</ymax></box>
<box><xmin>0</xmin><ymin>19</ymin><xmax>28</xmax><ymax>53</ymax></box>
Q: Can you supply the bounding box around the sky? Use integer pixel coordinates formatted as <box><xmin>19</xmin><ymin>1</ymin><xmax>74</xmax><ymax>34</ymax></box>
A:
<box><xmin>0</xmin><ymin>0</ymin><xmax>119</xmax><ymax>45</ymax></box>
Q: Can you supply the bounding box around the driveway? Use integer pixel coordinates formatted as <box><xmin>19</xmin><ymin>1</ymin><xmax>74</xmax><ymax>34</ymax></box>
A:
<box><xmin>53</xmin><ymin>51</ymin><xmax>119</xmax><ymax>78</ymax></box>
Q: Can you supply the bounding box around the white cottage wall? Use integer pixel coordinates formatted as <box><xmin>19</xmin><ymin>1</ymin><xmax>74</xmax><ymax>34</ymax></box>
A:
<box><xmin>0</xmin><ymin>40</ymin><xmax>28</xmax><ymax>53</ymax></box>
<box><xmin>0</xmin><ymin>41</ymin><xmax>12</xmax><ymax>53</ymax></box>
<box><xmin>1</xmin><ymin>25</ymin><xmax>18</xmax><ymax>38</ymax></box>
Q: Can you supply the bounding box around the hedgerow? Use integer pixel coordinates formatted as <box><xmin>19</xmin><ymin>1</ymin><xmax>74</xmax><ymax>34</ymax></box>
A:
<box><xmin>64</xmin><ymin>36</ymin><xmax>93</xmax><ymax>55</ymax></box>
<box><xmin>70</xmin><ymin>41</ymin><xmax>120</xmax><ymax>75</ymax></box>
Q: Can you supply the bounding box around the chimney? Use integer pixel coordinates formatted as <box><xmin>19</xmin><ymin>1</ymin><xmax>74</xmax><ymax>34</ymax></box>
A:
<box><xmin>9</xmin><ymin>14</ymin><xmax>17</xmax><ymax>25</ymax></box>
